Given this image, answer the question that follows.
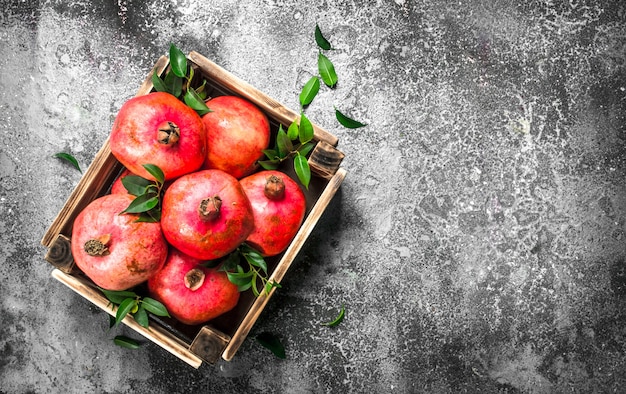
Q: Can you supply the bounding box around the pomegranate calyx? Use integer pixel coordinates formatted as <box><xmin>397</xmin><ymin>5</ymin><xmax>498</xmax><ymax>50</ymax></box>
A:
<box><xmin>157</xmin><ymin>121</ymin><xmax>180</xmax><ymax>145</ymax></box>
<box><xmin>84</xmin><ymin>234</ymin><xmax>112</xmax><ymax>257</ymax></box>
<box><xmin>184</xmin><ymin>268</ymin><xmax>205</xmax><ymax>291</ymax></box>
<box><xmin>198</xmin><ymin>196</ymin><xmax>223</xmax><ymax>221</ymax></box>
<box><xmin>264</xmin><ymin>175</ymin><xmax>286</xmax><ymax>200</ymax></box>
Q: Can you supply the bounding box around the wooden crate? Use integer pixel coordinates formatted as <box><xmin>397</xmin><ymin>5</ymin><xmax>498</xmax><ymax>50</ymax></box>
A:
<box><xmin>41</xmin><ymin>51</ymin><xmax>346</xmax><ymax>368</ymax></box>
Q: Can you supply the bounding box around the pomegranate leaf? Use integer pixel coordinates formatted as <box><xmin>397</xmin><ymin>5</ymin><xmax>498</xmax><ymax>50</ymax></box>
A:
<box><xmin>169</xmin><ymin>43</ymin><xmax>188</xmax><ymax>78</ymax></box>
<box><xmin>276</xmin><ymin>125</ymin><xmax>293</xmax><ymax>158</ymax></box>
<box><xmin>242</xmin><ymin>247</ymin><xmax>267</xmax><ymax>275</ymax></box>
<box><xmin>335</xmin><ymin>107</ymin><xmax>367</xmax><ymax>129</ymax></box>
<box><xmin>114</xmin><ymin>335</ymin><xmax>141</xmax><ymax>349</ymax></box>
<box><xmin>151</xmin><ymin>70</ymin><xmax>168</xmax><ymax>92</ymax></box>
<box><xmin>141</xmin><ymin>297</ymin><xmax>170</xmax><ymax>317</ymax></box>
<box><xmin>184</xmin><ymin>87</ymin><xmax>212</xmax><ymax>116</ymax></box>
<box><xmin>164</xmin><ymin>70</ymin><xmax>183</xmax><ymax>98</ymax></box>
<box><xmin>259</xmin><ymin>159</ymin><xmax>280</xmax><ymax>171</ymax></box>
<box><xmin>321</xmin><ymin>305</ymin><xmax>345</xmax><ymax>327</ymax></box>
<box><xmin>287</xmin><ymin>121</ymin><xmax>299</xmax><ymax>141</ymax></box>
<box><xmin>315</xmin><ymin>23</ymin><xmax>332</xmax><ymax>50</ymax></box>
<box><xmin>115</xmin><ymin>298</ymin><xmax>137</xmax><ymax>327</ymax></box>
<box><xmin>143</xmin><ymin>163</ymin><xmax>165</xmax><ymax>184</ymax></box>
<box><xmin>299</xmin><ymin>112</ymin><xmax>314</xmax><ymax>144</ymax></box>
<box><xmin>133</xmin><ymin>305</ymin><xmax>149</xmax><ymax>328</ymax></box>
<box><xmin>121</xmin><ymin>193</ymin><xmax>159</xmax><ymax>214</ymax></box>
<box><xmin>99</xmin><ymin>288</ymin><xmax>138</xmax><ymax>305</ymax></box>
<box><xmin>121</xmin><ymin>175</ymin><xmax>153</xmax><ymax>196</ymax></box>
<box><xmin>297</xmin><ymin>141</ymin><xmax>316</xmax><ymax>158</ymax></box>
<box><xmin>53</xmin><ymin>152</ymin><xmax>82</xmax><ymax>173</ymax></box>
<box><xmin>294</xmin><ymin>153</ymin><xmax>311</xmax><ymax>190</ymax></box>
<box><xmin>318</xmin><ymin>52</ymin><xmax>337</xmax><ymax>88</ymax></box>
<box><xmin>299</xmin><ymin>76</ymin><xmax>320</xmax><ymax>107</ymax></box>
<box><xmin>256</xmin><ymin>332</ymin><xmax>286</xmax><ymax>359</ymax></box>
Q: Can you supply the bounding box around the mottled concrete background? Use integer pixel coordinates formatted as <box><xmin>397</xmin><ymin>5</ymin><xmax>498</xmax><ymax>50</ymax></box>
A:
<box><xmin>1</xmin><ymin>0</ymin><xmax>625</xmax><ymax>393</ymax></box>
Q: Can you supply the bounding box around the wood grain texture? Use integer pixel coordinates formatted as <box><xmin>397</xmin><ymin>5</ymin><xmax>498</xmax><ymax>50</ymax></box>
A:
<box><xmin>44</xmin><ymin>234</ymin><xmax>76</xmax><ymax>273</ymax></box>
<box><xmin>190</xmin><ymin>325</ymin><xmax>231</xmax><ymax>365</ymax></box>
<box><xmin>309</xmin><ymin>140</ymin><xmax>346</xmax><ymax>179</ymax></box>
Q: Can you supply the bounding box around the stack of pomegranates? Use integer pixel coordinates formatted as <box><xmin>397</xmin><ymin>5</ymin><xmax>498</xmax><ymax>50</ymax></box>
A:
<box><xmin>70</xmin><ymin>92</ymin><xmax>307</xmax><ymax>326</ymax></box>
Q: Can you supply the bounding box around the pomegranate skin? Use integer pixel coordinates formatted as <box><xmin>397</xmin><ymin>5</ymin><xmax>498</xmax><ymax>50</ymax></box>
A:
<box><xmin>110</xmin><ymin>168</ymin><xmax>132</xmax><ymax>194</ymax></box>
<box><xmin>201</xmin><ymin>95</ymin><xmax>270</xmax><ymax>179</ymax></box>
<box><xmin>240</xmin><ymin>170</ymin><xmax>307</xmax><ymax>256</ymax></box>
<box><xmin>147</xmin><ymin>248</ymin><xmax>240</xmax><ymax>325</ymax></box>
<box><xmin>70</xmin><ymin>193</ymin><xmax>168</xmax><ymax>291</ymax></box>
<box><xmin>160</xmin><ymin>169</ymin><xmax>255</xmax><ymax>260</ymax></box>
<box><xmin>110</xmin><ymin>91</ymin><xmax>206</xmax><ymax>181</ymax></box>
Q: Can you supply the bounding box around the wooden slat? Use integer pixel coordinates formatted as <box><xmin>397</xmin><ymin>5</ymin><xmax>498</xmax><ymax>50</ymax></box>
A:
<box><xmin>40</xmin><ymin>56</ymin><xmax>170</xmax><ymax>249</ymax></box>
<box><xmin>221</xmin><ymin>167</ymin><xmax>347</xmax><ymax>361</ymax></box>
<box><xmin>187</xmin><ymin>51</ymin><xmax>339</xmax><ymax>147</ymax></box>
<box><xmin>51</xmin><ymin>269</ymin><xmax>203</xmax><ymax>368</ymax></box>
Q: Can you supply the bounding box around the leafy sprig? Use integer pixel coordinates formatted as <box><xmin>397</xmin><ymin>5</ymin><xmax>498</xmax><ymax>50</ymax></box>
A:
<box><xmin>218</xmin><ymin>244</ymin><xmax>281</xmax><ymax>297</ymax></box>
<box><xmin>120</xmin><ymin>163</ymin><xmax>165</xmax><ymax>222</ymax></box>
<box><xmin>152</xmin><ymin>43</ymin><xmax>211</xmax><ymax>116</ymax></box>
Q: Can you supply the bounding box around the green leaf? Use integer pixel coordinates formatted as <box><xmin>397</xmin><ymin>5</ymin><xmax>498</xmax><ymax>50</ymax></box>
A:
<box><xmin>226</xmin><ymin>270</ymin><xmax>255</xmax><ymax>287</ymax></box>
<box><xmin>151</xmin><ymin>70</ymin><xmax>168</xmax><ymax>93</ymax></box>
<box><xmin>321</xmin><ymin>305</ymin><xmax>345</xmax><ymax>327</ymax></box>
<box><xmin>99</xmin><ymin>288</ymin><xmax>138</xmax><ymax>305</ymax></box>
<box><xmin>243</xmin><ymin>249</ymin><xmax>267</xmax><ymax>275</ymax></box>
<box><xmin>142</xmin><ymin>164</ymin><xmax>165</xmax><ymax>184</ymax></box>
<box><xmin>237</xmin><ymin>281</ymin><xmax>253</xmax><ymax>293</ymax></box>
<box><xmin>276</xmin><ymin>125</ymin><xmax>293</xmax><ymax>158</ymax></box>
<box><xmin>262</xmin><ymin>148</ymin><xmax>279</xmax><ymax>160</ymax></box>
<box><xmin>169</xmin><ymin>43</ymin><xmax>188</xmax><ymax>78</ymax></box>
<box><xmin>53</xmin><ymin>152</ymin><xmax>82</xmax><ymax>173</ymax></box>
<box><xmin>256</xmin><ymin>332</ymin><xmax>286</xmax><ymax>359</ymax></box>
<box><xmin>335</xmin><ymin>108</ymin><xmax>367</xmax><ymax>128</ymax></box>
<box><xmin>121</xmin><ymin>193</ymin><xmax>159</xmax><ymax>214</ymax></box>
<box><xmin>114</xmin><ymin>335</ymin><xmax>141</xmax><ymax>349</ymax></box>
<box><xmin>141</xmin><ymin>297</ymin><xmax>170</xmax><ymax>317</ymax></box>
<box><xmin>318</xmin><ymin>52</ymin><xmax>338</xmax><ymax>88</ymax></box>
<box><xmin>133</xmin><ymin>304</ymin><xmax>149</xmax><ymax>328</ymax></box>
<box><xmin>115</xmin><ymin>298</ymin><xmax>137</xmax><ymax>327</ymax></box>
<box><xmin>287</xmin><ymin>121</ymin><xmax>299</xmax><ymax>141</ymax></box>
<box><xmin>184</xmin><ymin>87</ymin><xmax>212</xmax><ymax>116</ymax></box>
<box><xmin>299</xmin><ymin>76</ymin><xmax>320</xmax><ymax>107</ymax></box>
<box><xmin>297</xmin><ymin>141</ymin><xmax>316</xmax><ymax>158</ymax></box>
<box><xmin>121</xmin><ymin>175</ymin><xmax>153</xmax><ymax>196</ymax></box>
<box><xmin>293</xmin><ymin>153</ymin><xmax>311</xmax><ymax>190</ymax></box>
<box><xmin>258</xmin><ymin>160</ymin><xmax>280</xmax><ymax>170</ymax></box>
<box><xmin>298</xmin><ymin>112</ymin><xmax>314</xmax><ymax>144</ymax></box>
<box><xmin>315</xmin><ymin>24</ymin><xmax>332</xmax><ymax>50</ymax></box>
<box><xmin>163</xmin><ymin>71</ymin><xmax>183</xmax><ymax>98</ymax></box>
<box><xmin>264</xmin><ymin>280</ymin><xmax>281</xmax><ymax>294</ymax></box>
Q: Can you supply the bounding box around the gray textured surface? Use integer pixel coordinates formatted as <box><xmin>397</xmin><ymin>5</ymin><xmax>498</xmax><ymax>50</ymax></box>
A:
<box><xmin>2</xmin><ymin>0</ymin><xmax>626</xmax><ymax>393</ymax></box>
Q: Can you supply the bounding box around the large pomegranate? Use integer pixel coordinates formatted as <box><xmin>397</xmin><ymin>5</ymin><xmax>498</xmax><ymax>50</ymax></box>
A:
<box><xmin>160</xmin><ymin>169</ymin><xmax>255</xmax><ymax>260</ymax></box>
<box><xmin>71</xmin><ymin>193</ymin><xmax>168</xmax><ymax>290</ymax></box>
<box><xmin>201</xmin><ymin>95</ymin><xmax>270</xmax><ymax>179</ymax></box>
<box><xmin>147</xmin><ymin>248</ymin><xmax>240</xmax><ymax>325</ymax></box>
<box><xmin>110</xmin><ymin>92</ymin><xmax>206</xmax><ymax>181</ymax></box>
<box><xmin>239</xmin><ymin>170</ymin><xmax>307</xmax><ymax>256</ymax></box>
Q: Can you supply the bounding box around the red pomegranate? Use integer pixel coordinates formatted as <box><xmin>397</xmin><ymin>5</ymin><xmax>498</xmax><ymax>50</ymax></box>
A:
<box><xmin>239</xmin><ymin>170</ymin><xmax>307</xmax><ymax>256</ymax></box>
<box><xmin>201</xmin><ymin>95</ymin><xmax>270</xmax><ymax>179</ymax></box>
<box><xmin>110</xmin><ymin>168</ymin><xmax>132</xmax><ymax>194</ymax></box>
<box><xmin>110</xmin><ymin>92</ymin><xmax>206</xmax><ymax>181</ymax></box>
<box><xmin>160</xmin><ymin>169</ymin><xmax>254</xmax><ymax>260</ymax></box>
<box><xmin>71</xmin><ymin>193</ymin><xmax>168</xmax><ymax>290</ymax></box>
<box><xmin>147</xmin><ymin>248</ymin><xmax>240</xmax><ymax>325</ymax></box>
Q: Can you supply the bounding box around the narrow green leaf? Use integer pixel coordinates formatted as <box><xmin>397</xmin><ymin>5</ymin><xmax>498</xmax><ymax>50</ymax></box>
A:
<box><xmin>121</xmin><ymin>193</ymin><xmax>159</xmax><ymax>214</ymax></box>
<box><xmin>251</xmin><ymin>275</ymin><xmax>260</xmax><ymax>297</ymax></box>
<box><xmin>142</xmin><ymin>164</ymin><xmax>165</xmax><ymax>184</ymax></box>
<box><xmin>53</xmin><ymin>152</ymin><xmax>82</xmax><ymax>173</ymax></box>
<box><xmin>258</xmin><ymin>160</ymin><xmax>281</xmax><ymax>170</ymax></box>
<box><xmin>299</xmin><ymin>112</ymin><xmax>314</xmax><ymax>144</ymax></box>
<box><xmin>287</xmin><ymin>121</ymin><xmax>299</xmax><ymax>141</ymax></box>
<box><xmin>297</xmin><ymin>141</ymin><xmax>316</xmax><ymax>158</ymax></box>
<box><xmin>121</xmin><ymin>175</ymin><xmax>153</xmax><ymax>196</ymax></box>
<box><xmin>256</xmin><ymin>332</ymin><xmax>286</xmax><ymax>359</ymax></box>
<box><xmin>315</xmin><ymin>24</ymin><xmax>332</xmax><ymax>50</ymax></box>
<box><xmin>169</xmin><ymin>43</ymin><xmax>188</xmax><ymax>78</ymax></box>
<box><xmin>219</xmin><ymin>251</ymin><xmax>242</xmax><ymax>272</ymax></box>
<box><xmin>293</xmin><ymin>153</ymin><xmax>311</xmax><ymax>190</ymax></box>
<box><xmin>318</xmin><ymin>52</ymin><xmax>338</xmax><ymax>88</ymax></box>
<box><xmin>99</xmin><ymin>288</ymin><xmax>138</xmax><ymax>305</ymax></box>
<box><xmin>133</xmin><ymin>304</ymin><xmax>149</xmax><ymax>328</ymax></box>
<box><xmin>237</xmin><ymin>281</ymin><xmax>253</xmax><ymax>293</ymax></box>
<box><xmin>151</xmin><ymin>70</ymin><xmax>168</xmax><ymax>93</ymax></box>
<box><xmin>115</xmin><ymin>298</ymin><xmax>137</xmax><ymax>327</ymax></box>
<box><xmin>136</xmin><ymin>210</ymin><xmax>160</xmax><ymax>223</ymax></box>
<box><xmin>244</xmin><ymin>250</ymin><xmax>267</xmax><ymax>275</ymax></box>
<box><xmin>163</xmin><ymin>71</ymin><xmax>183</xmax><ymax>98</ymax></box>
<box><xmin>114</xmin><ymin>335</ymin><xmax>141</xmax><ymax>349</ymax></box>
<box><xmin>321</xmin><ymin>305</ymin><xmax>345</xmax><ymax>327</ymax></box>
<box><xmin>276</xmin><ymin>125</ymin><xmax>293</xmax><ymax>158</ymax></box>
<box><xmin>227</xmin><ymin>272</ymin><xmax>254</xmax><ymax>288</ymax></box>
<box><xmin>141</xmin><ymin>297</ymin><xmax>170</xmax><ymax>317</ymax></box>
<box><xmin>184</xmin><ymin>87</ymin><xmax>212</xmax><ymax>116</ymax></box>
<box><xmin>335</xmin><ymin>108</ymin><xmax>367</xmax><ymax>129</ymax></box>
<box><xmin>299</xmin><ymin>76</ymin><xmax>320</xmax><ymax>107</ymax></box>
<box><xmin>262</xmin><ymin>148</ymin><xmax>279</xmax><ymax>160</ymax></box>
<box><xmin>109</xmin><ymin>315</ymin><xmax>116</xmax><ymax>329</ymax></box>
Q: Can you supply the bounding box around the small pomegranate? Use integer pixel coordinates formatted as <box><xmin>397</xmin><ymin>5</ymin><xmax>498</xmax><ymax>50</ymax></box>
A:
<box><xmin>110</xmin><ymin>168</ymin><xmax>132</xmax><ymax>194</ymax></box>
<box><xmin>147</xmin><ymin>248</ymin><xmax>240</xmax><ymax>325</ymax></box>
<box><xmin>70</xmin><ymin>193</ymin><xmax>168</xmax><ymax>290</ymax></box>
<box><xmin>239</xmin><ymin>170</ymin><xmax>307</xmax><ymax>256</ymax></box>
<box><xmin>201</xmin><ymin>95</ymin><xmax>270</xmax><ymax>179</ymax></box>
<box><xmin>160</xmin><ymin>169</ymin><xmax>254</xmax><ymax>260</ymax></box>
<box><xmin>110</xmin><ymin>92</ymin><xmax>206</xmax><ymax>181</ymax></box>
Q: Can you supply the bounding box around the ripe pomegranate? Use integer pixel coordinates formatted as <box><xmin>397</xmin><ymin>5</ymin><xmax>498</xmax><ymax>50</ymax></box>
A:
<box><xmin>160</xmin><ymin>169</ymin><xmax>254</xmax><ymax>260</ymax></box>
<box><xmin>201</xmin><ymin>95</ymin><xmax>270</xmax><ymax>179</ymax></box>
<box><xmin>147</xmin><ymin>248</ymin><xmax>240</xmax><ymax>325</ymax></box>
<box><xmin>110</xmin><ymin>92</ymin><xmax>206</xmax><ymax>181</ymax></box>
<box><xmin>71</xmin><ymin>193</ymin><xmax>168</xmax><ymax>290</ymax></box>
<box><xmin>110</xmin><ymin>168</ymin><xmax>132</xmax><ymax>194</ymax></box>
<box><xmin>239</xmin><ymin>170</ymin><xmax>307</xmax><ymax>256</ymax></box>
